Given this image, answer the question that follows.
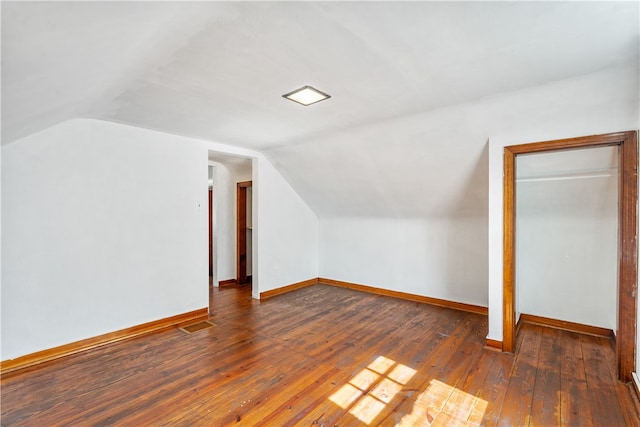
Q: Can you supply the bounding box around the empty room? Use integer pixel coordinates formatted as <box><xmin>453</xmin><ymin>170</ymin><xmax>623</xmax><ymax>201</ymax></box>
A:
<box><xmin>2</xmin><ymin>1</ymin><xmax>640</xmax><ymax>425</ymax></box>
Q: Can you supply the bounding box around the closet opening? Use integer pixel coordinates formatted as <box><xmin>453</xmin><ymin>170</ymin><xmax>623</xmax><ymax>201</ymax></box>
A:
<box><xmin>502</xmin><ymin>131</ymin><xmax>637</xmax><ymax>382</ymax></box>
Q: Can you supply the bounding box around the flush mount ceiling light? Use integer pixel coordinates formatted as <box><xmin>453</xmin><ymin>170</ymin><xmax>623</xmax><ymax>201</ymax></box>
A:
<box><xmin>282</xmin><ymin>85</ymin><xmax>331</xmax><ymax>106</ymax></box>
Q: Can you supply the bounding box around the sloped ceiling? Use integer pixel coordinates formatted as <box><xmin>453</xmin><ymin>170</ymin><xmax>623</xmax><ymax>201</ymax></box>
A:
<box><xmin>2</xmin><ymin>1</ymin><xmax>638</xmax><ymax>217</ymax></box>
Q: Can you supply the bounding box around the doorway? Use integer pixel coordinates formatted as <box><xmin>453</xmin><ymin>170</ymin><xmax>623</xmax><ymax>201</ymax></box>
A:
<box><xmin>503</xmin><ymin>131</ymin><xmax>637</xmax><ymax>382</ymax></box>
<box><xmin>237</xmin><ymin>181</ymin><xmax>252</xmax><ymax>285</ymax></box>
<box><xmin>209</xmin><ymin>187</ymin><xmax>213</xmax><ymax>277</ymax></box>
<box><xmin>515</xmin><ymin>146</ymin><xmax>618</xmax><ymax>334</ymax></box>
<box><xmin>207</xmin><ymin>153</ymin><xmax>253</xmax><ymax>296</ymax></box>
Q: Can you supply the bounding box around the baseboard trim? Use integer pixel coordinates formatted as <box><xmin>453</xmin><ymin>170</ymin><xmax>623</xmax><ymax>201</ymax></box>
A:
<box><xmin>485</xmin><ymin>338</ymin><xmax>503</xmax><ymax>351</ymax></box>
<box><xmin>519</xmin><ymin>313</ymin><xmax>614</xmax><ymax>338</ymax></box>
<box><xmin>318</xmin><ymin>278</ymin><xmax>488</xmax><ymax>315</ymax></box>
<box><xmin>0</xmin><ymin>308</ymin><xmax>208</xmax><ymax>375</ymax></box>
<box><xmin>260</xmin><ymin>278</ymin><xmax>320</xmax><ymax>300</ymax></box>
<box><xmin>219</xmin><ymin>279</ymin><xmax>237</xmax><ymax>287</ymax></box>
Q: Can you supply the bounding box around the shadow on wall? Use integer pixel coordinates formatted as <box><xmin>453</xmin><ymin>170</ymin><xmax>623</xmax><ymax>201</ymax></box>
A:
<box><xmin>449</xmin><ymin>140</ymin><xmax>490</xmax><ymax>218</ymax></box>
<box><xmin>441</xmin><ymin>140</ymin><xmax>489</xmax><ymax>305</ymax></box>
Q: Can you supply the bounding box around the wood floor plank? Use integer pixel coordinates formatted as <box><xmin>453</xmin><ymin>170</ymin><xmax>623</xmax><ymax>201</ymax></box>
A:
<box><xmin>163</xmin><ymin>346</ymin><xmax>316</xmax><ymax>425</ymax></box>
<box><xmin>616</xmin><ymin>382</ymin><xmax>640</xmax><ymax>426</ymax></box>
<box><xmin>281</xmin><ymin>308</ymin><xmax>458</xmax><ymax>426</ymax></box>
<box><xmin>530</xmin><ymin>326</ymin><xmax>562</xmax><ymax>426</ymax></box>
<box><xmin>224</xmin><ymin>361</ymin><xmax>341</xmax><ymax>425</ymax></box>
<box><xmin>475</xmin><ymin>350</ymin><xmax>514</xmax><ymax>426</ymax></box>
<box><xmin>593</xmin><ymin>330</ymin><xmax>640</xmax><ymax>426</ymax></box>
<box><xmin>22</xmin><ymin>333</ymin><xmax>280</xmax><ymax>426</ymax></box>
<box><xmin>377</xmin><ymin>314</ymin><xmax>484</xmax><ymax>425</ymax></box>
<box><xmin>559</xmin><ymin>329</ymin><xmax>593</xmax><ymax>427</ymax></box>
<box><xmin>441</xmin><ymin>344</ymin><xmax>496</xmax><ymax>422</ymax></box>
<box><xmin>496</xmin><ymin>322</ymin><xmax>543</xmax><ymax>426</ymax></box>
<box><xmin>2</xmin><ymin>282</ymin><xmax>637</xmax><ymax>426</ymax></box>
<box><xmin>260</xmin><ymin>368</ymin><xmax>357</xmax><ymax>426</ymax></box>
<box><xmin>581</xmin><ymin>334</ymin><xmax>626</xmax><ymax>426</ymax></box>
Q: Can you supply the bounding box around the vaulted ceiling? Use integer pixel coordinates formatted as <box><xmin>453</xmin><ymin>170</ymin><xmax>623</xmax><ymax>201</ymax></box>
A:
<box><xmin>2</xmin><ymin>1</ymin><xmax>638</xmax><ymax>217</ymax></box>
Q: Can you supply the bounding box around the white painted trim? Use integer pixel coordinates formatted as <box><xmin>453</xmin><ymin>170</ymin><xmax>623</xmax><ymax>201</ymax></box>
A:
<box><xmin>632</xmin><ymin>372</ymin><xmax>640</xmax><ymax>396</ymax></box>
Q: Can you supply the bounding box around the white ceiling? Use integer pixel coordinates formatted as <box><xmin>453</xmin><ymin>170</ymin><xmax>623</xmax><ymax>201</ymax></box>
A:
<box><xmin>2</xmin><ymin>1</ymin><xmax>638</xmax><ymax>217</ymax></box>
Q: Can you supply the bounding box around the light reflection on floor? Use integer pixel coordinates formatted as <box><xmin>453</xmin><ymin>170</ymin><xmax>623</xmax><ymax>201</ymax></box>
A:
<box><xmin>329</xmin><ymin>356</ymin><xmax>487</xmax><ymax>425</ymax></box>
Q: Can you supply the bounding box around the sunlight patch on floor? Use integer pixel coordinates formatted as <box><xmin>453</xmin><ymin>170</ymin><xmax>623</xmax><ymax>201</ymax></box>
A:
<box><xmin>328</xmin><ymin>357</ymin><xmax>488</xmax><ymax>425</ymax></box>
<box><xmin>329</xmin><ymin>356</ymin><xmax>417</xmax><ymax>424</ymax></box>
<box><xmin>396</xmin><ymin>379</ymin><xmax>488</xmax><ymax>426</ymax></box>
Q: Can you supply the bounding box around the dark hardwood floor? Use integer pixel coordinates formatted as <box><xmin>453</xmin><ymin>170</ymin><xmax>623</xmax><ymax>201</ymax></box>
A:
<box><xmin>2</xmin><ymin>282</ymin><xmax>639</xmax><ymax>426</ymax></box>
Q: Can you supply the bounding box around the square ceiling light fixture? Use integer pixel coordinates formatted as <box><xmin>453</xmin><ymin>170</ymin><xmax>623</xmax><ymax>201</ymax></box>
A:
<box><xmin>282</xmin><ymin>85</ymin><xmax>331</xmax><ymax>106</ymax></box>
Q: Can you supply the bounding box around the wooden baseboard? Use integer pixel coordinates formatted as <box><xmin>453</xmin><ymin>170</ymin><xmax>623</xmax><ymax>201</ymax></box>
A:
<box><xmin>260</xmin><ymin>278</ymin><xmax>319</xmax><ymax>300</ymax></box>
<box><xmin>519</xmin><ymin>313</ymin><xmax>614</xmax><ymax>338</ymax></box>
<box><xmin>318</xmin><ymin>278</ymin><xmax>488</xmax><ymax>315</ymax></box>
<box><xmin>0</xmin><ymin>308</ymin><xmax>208</xmax><ymax>375</ymax></box>
<box><xmin>259</xmin><ymin>278</ymin><xmax>488</xmax><ymax>318</ymax></box>
<box><xmin>485</xmin><ymin>338</ymin><xmax>503</xmax><ymax>351</ymax></box>
<box><xmin>219</xmin><ymin>279</ymin><xmax>237</xmax><ymax>287</ymax></box>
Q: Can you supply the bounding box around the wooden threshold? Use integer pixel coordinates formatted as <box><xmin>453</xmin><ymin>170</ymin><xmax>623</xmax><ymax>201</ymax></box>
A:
<box><xmin>319</xmin><ymin>278</ymin><xmax>488</xmax><ymax>315</ymax></box>
<box><xmin>0</xmin><ymin>308</ymin><xmax>208</xmax><ymax>375</ymax></box>
<box><xmin>259</xmin><ymin>278</ymin><xmax>319</xmax><ymax>300</ymax></box>
<box><xmin>218</xmin><ymin>279</ymin><xmax>237</xmax><ymax>287</ymax></box>
<box><xmin>519</xmin><ymin>313</ymin><xmax>614</xmax><ymax>338</ymax></box>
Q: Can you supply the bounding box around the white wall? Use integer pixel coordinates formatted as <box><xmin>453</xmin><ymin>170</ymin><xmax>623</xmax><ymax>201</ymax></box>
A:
<box><xmin>209</xmin><ymin>163</ymin><xmax>229</xmax><ymax>284</ymax></box>
<box><xmin>0</xmin><ymin>144</ymin><xmax>3</xmax><ymax>358</ymax></box>
<box><xmin>2</xmin><ymin>119</ymin><xmax>207</xmax><ymax>360</ymax></box>
<box><xmin>316</xmin><ymin>65</ymin><xmax>637</xmax><ymax>312</ymax></box>
<box><xmin>1</xmin><ymin>118</ymin><xmax>319</xmax><ymax>360</ymax></box>
<box><xmin>517</xmin><ymin>216</ymin><xmax>618</xmax><ymax>327</ymax></box>
<box><xmin>516</xmin><ymin>148</ymin><xmax>618</xmax><ymax>329</ymax></box>
<box><xmin>254</xmin><ymin>156</ymin><xmax>319</xmax><ymax>299</ymax></box>
<box><xmin>320</xmin><ymin>216</ymin><xmax>487</xmax><ymax>306</ymax></box>
<box><xmin>487</xmin><ymin>65</ymin><xmax>639</xmax><ymax>342</ymax></box>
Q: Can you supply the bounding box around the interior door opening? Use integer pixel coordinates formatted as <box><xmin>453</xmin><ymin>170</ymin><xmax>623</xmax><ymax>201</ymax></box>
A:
<box><xmin>515</xmin><ymin>146</ymin><xmax>618</xmax><ymax>337</ymax></box>
<box><xmin>207</xmin><ymin>154</ymin><xmax>253</xmax><ymax>294</ymax></box>
<box><xmin>503</xmin><ymin>131</ymin><xmax>638</xmax><ymax>382</ymax></box>
<box><xmin>237</xmin><ymin>180</ymin><xmax>252</xmax><ymax>285</ymax></box>
<box><xmin>209</xmin><ymin>187</ymin><xmax>213</xmax><ymax>278</ymax></box>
